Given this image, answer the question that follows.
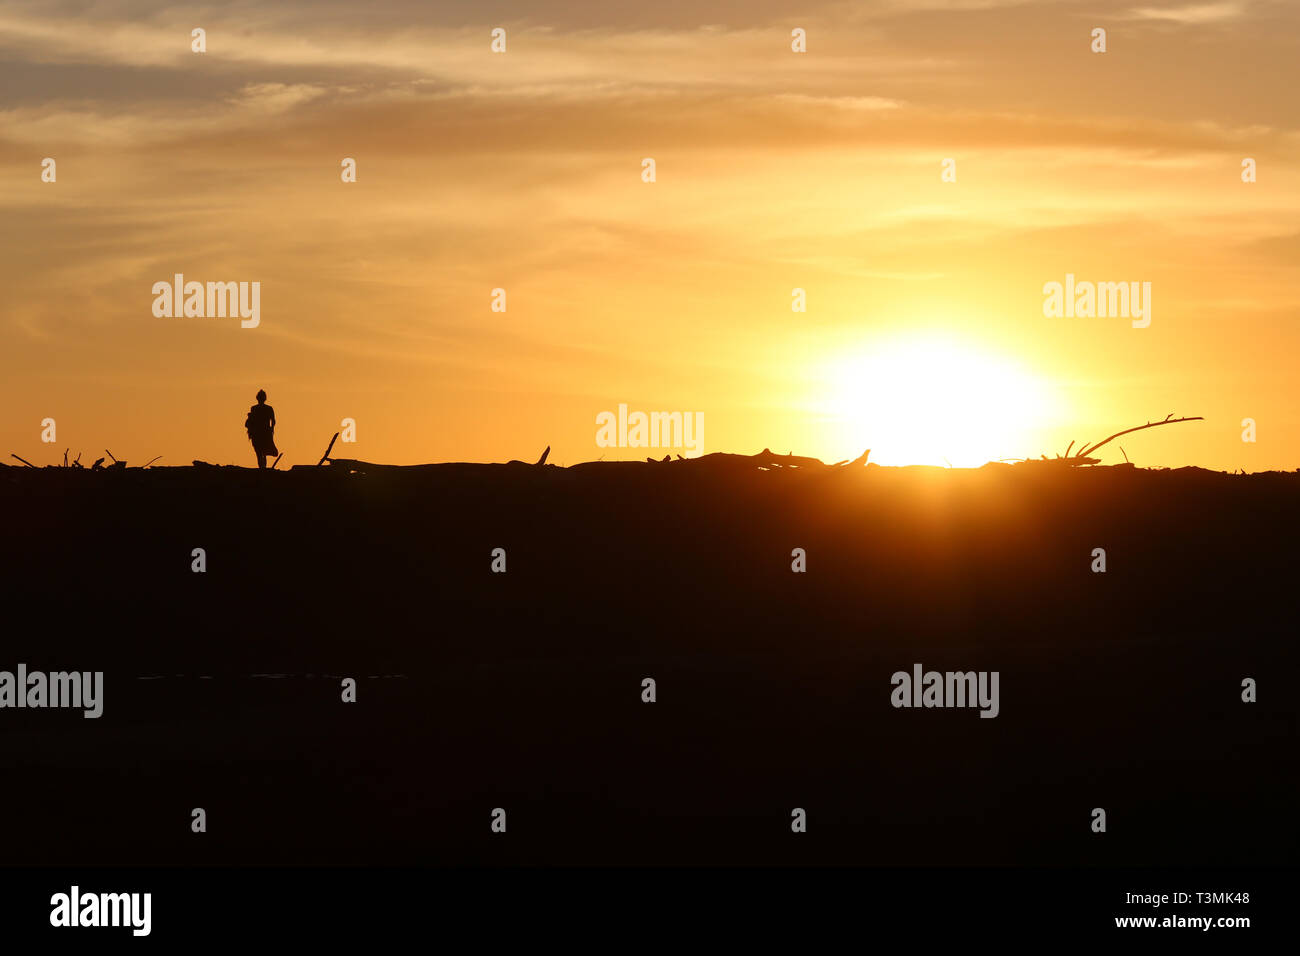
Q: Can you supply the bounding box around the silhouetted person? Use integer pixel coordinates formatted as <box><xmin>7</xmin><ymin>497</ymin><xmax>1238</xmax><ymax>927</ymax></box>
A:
<box><xmin>245</xmin><ymin>389</ymin><xmax>278</xmax><ymax>469</ymax></box>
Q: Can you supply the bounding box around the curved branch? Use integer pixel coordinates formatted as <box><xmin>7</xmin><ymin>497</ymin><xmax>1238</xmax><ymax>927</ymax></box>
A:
<box><xmin>1078</xmin><ymin>416</ymin><xmax>1203</xmax><ymax>459</ymax></box>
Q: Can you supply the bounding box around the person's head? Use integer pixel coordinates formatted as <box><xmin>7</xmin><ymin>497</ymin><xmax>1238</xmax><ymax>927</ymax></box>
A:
<box><xmin>256</xmin><ymin>389</ymin><xmax>267</xmax><ymax>404</ymax></box>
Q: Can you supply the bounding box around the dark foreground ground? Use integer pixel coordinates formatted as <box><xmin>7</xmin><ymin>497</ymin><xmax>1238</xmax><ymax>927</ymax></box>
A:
<box><xmin>0</xmin><ymin>457</ymin><xmax>1295</xmax><ymax>865</ymax></box>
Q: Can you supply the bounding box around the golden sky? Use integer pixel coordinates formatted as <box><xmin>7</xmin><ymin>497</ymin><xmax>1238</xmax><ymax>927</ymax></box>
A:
<box><xmin>2</xmin><ymin>0</ymin><xmax>1297</xmax><ymax>469</ymax></box>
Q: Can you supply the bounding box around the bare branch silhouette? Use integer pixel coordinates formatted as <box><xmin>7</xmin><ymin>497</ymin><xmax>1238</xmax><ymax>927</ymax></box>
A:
<box><xmin>1078</xmin><ymin>415</ymin><xmax>1203</xmax><ymax>459</ymax></box>
<box><xmin>318</xmin><ymin>432</ymin><xmax>340</xmax><ymax>466</ymax></box>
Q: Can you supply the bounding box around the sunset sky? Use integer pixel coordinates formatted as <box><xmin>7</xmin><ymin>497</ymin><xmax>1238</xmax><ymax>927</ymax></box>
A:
<box><xmin>2</xmin><ymin>0</ymin><xmax>1297</xmax><ymax>469</ymax></box>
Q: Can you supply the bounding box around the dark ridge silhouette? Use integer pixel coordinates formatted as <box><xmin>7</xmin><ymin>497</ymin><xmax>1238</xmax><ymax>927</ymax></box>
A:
<box><xmin>0</xmin><ymin>445</ymin><xmax>1294</xmax><ymax>866</ymax></box>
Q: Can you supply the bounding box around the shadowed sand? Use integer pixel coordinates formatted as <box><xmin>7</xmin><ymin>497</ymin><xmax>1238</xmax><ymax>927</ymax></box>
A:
<box><xmin>1</xmin><ymin>456</ymin><xmax>1294</xmax><ymax>864</ymax></box>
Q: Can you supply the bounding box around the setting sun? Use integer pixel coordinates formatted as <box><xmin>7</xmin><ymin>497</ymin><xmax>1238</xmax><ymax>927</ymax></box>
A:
<box><xmin>819</xmin><ymin>336</ymin><xmax>1063</xmax><ymax>467</ymax></box>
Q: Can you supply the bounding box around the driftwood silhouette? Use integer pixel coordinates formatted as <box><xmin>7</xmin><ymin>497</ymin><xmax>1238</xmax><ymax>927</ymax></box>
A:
<box><xmin>324</xmin><ymin>445</ymin><xmax>555</xmax><ymax>474</ymax></box>
<box><xmin>507</xmin><ymin>446</ymin><xmax>549</xmax><ymax>466</ymax></box>
<box><xmin>315</xmin><ymin>445</ymin><xmax>870</xmax><ymax>476</ymax></box>
<box><xmin>1026</xmin><ymin>414</ymin><xmax>1204</xmax><ymax>466</ymax></box>
<box><xmin>674</xmin><ymin>448</ymin><xmax>870</xmax><ymax>470</ymax></box>
<box><xmin>318</xmin><ymin>432</ymin><xmax>340</xmax><ymax>466</ymax></box>
<box><xmin>1077</xmin><ymin>415</ymin><xmax>1203</xmax><ymax>458</ymax></box>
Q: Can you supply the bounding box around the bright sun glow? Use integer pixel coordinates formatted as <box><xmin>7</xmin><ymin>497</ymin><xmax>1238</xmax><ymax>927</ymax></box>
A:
<box><xmin>819</xmin><ymin>335</ymin><xmax>1063</xmax><ymax>467</ymax></box>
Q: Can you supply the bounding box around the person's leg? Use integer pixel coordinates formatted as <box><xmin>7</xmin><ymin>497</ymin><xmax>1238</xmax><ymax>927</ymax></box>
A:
<box><xmin>257</xmin><ymin>452</ymin><xmax>267</xmax><ymax>469</ymax></box>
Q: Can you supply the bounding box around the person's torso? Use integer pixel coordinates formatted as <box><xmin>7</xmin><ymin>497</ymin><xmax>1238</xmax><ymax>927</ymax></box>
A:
<box><xmin>247</xmin><ymin>404</ymin><xmax>274</xmax><ymax>429</ymax></box>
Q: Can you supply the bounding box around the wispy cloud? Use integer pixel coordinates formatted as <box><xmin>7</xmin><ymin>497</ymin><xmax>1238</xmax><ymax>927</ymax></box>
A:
<box><xmin>1126</xmin><ymin>2</ymin><xmax>1247</xmax><ymax>24</ymax></box>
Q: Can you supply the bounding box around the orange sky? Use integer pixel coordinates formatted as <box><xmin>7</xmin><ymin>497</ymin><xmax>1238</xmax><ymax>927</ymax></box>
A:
<box><xmin>2</xmin><ymin>0</ymin><xmax>1297</xmax><ymax>469</ymax></box>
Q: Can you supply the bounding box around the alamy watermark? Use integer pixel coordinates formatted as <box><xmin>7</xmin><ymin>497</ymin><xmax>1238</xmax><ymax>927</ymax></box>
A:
<box><xmin>0</xmin><ymin>664</ymin><xmax>103</xmax><ymax>717</ymax></box>
<box><xmin>1043</xmin><ymin>274</ymin><xmax>1151</xmax><ymax>328</ymax></box>
<box><xmin>152</xmin><ymin>274</ymin><xmax>260</xmax><ymax>328</ymax></box>
<box><xmin>596</xmin><ymin>404</ymin><xmax>703</xmax><ymax>455</ymax></box>
<box><xmin>50</xmin><ymin>886</ymin><xmax>150</xmax><ymax>936</ymax></box>
<box><xmin>890</xmin><ymin>663</ymin><xmax>999</xmax><ymax>718</ymax></box>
